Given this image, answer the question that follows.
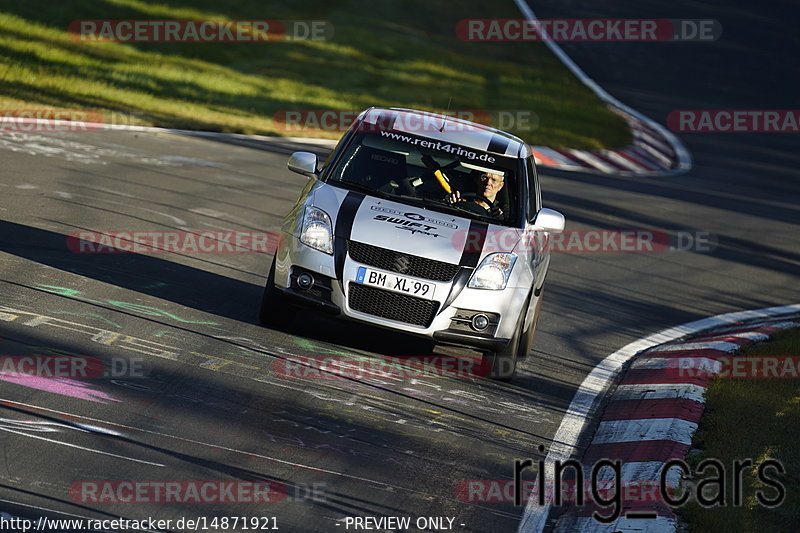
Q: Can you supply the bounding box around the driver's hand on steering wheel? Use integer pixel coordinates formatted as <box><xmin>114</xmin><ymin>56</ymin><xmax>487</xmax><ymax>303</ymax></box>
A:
<box><xmin>444</xmin><ymin>190</ymin><xmax>462</xmax><ymax>204</ymax></box>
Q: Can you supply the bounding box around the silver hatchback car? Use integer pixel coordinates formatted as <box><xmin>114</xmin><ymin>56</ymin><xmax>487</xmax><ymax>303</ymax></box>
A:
<box><xmin>260</xmin><ymin>107</ymin><xmax>565</xmax><ymax>379</ymax></box>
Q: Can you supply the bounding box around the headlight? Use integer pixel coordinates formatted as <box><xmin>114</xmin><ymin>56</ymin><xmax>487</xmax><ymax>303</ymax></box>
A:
<box><xmin>468</xmin><ymin>253</ymin><xmax>517</xmax><ymax>290</ymax></box>
<box><xmin>300</xmin><ymin>206</ymin><xmax>333</xmax><ymax>254</ymax></box>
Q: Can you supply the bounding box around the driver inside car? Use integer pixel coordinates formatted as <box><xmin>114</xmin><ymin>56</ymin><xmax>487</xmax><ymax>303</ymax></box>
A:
<box><xmin>444</xmin><ymin>170</ymin><xmax>506</xmax><ymax>218</ymax></box>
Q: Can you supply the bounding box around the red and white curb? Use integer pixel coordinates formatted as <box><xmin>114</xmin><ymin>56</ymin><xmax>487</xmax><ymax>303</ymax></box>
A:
<box><xmin>553</xmin><ymin>314</ymin><xmax>800</xmax><ymax>532</ymax></box>
<box><xmin>530</xmin><ymin>108</ymin><xmax>684</xmax><ymax>177</ymax></box>
<box><xmin>515</xmin><ymin>0</ymin><xmax>691</xmax><ymax>177</ymax></box>
<box><xmin>517</xmin><ymin>304</ymin><xmax>800</xmax><ymax>533</ymax></box>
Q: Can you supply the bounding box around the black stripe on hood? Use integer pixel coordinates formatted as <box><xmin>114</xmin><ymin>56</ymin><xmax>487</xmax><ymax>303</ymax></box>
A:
<box><xmin>458</xmin><ymin>220</ymin><xmax>488</xmax><ymax>267</ymax></box>
<box><xmin>334</xmin><ymin>191</ymin><xmax>365</xmax><ymax>281</ymax></box>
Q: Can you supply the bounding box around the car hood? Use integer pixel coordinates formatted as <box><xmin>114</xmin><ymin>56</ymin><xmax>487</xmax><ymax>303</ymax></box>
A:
<box><xmin>314</xmin><ymin>184</ymin><xmax>520</xmax><ymax>263</ymax></box>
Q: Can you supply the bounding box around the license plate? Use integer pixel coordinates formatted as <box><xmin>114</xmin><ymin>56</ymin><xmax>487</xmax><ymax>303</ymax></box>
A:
<box><xmin>355</xmin><ymin>267</ymin><xmax>436</xmax><ymax>300</ymax></box>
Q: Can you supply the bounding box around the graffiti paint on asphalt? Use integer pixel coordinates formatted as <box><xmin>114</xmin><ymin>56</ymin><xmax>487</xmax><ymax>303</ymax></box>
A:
<box><xmin>36</xmin><ymin>285</ymin><xmax>220</xmax><ymax>326</ymax></box>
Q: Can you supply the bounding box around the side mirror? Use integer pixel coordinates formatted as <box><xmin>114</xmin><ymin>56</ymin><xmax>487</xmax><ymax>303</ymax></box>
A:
<box><xmin>532</xmin><ymin>208</ymin><xmax>565</xmax><ymax>232</ymax></box>
<box><xmin>288</xmin><ymin>151</ymin><xmax>318</xmax><ymax>177</ymax></box>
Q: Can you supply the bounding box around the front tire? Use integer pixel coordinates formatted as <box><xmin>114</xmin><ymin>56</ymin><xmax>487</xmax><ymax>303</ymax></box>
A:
<box><xmin>517</xmin><ymin>289</ymin><xmax>543</xmax><ymax>359</ymax></box>
<box><xmin>483</xmin><ymin>297</ymin><xmax>528</xmax><ymax>381</ymax></box>
<box><xmin>482</xmin><ymin>290</ymin><xmax>541</xmax><ymax>380</ymax></box>
<box><xmin>259</xmin><ymin>256</ymin><xmax>296</xmax><ymax>330</ymax></box>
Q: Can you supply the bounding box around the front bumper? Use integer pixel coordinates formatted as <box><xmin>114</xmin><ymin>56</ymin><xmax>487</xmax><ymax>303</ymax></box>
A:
<box><xmin>273</xmin><ymin>233</ymin><xmax>529</xmax><ymax>350</ymax></box>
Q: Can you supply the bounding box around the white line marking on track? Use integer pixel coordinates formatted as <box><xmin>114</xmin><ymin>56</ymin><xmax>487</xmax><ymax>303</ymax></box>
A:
<box><xmin>517</xmin><ymin>303</ymin><xmax>800</xmax><ymax>533</ymax></box>
<box><xmin>0</xmin><ymin>419</ymin><xmax>71</xmax><ymax>433</ymax></box>
<box><xmin>189</xmin><ymin>207</ymin><xmax>228</xmax><ymax>218</ymax></box>
<box><xmin>0</xmin><ymin>427</ymin><xmax>164</xmax><ymax>467</ymax></box>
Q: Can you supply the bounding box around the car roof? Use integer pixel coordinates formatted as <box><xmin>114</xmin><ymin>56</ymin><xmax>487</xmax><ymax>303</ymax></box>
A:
<box><xmin>357</xmin><ymin>107</ymin><xmax>532</xmax><ymax>159</ymax></box>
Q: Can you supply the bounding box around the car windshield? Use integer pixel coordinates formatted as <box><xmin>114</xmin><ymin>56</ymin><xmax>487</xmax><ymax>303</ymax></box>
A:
<box><xmin>325</xmin><ymin>130</ymin><xmax>522</xmax><ymax>224</ymax></box>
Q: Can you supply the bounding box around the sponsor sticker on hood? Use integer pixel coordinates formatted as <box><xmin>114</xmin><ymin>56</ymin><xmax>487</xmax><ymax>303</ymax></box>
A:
<box><xmin>350</xmin><ymin>198</ymin><xmax>468</xmax><ymax>264</ymax></box>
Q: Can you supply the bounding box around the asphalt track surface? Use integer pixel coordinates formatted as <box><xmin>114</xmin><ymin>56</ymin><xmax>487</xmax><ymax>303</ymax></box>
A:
<box><xmin>0</xmin><ymin>2</ymin><xmax>798</xmax><ymax>532</ymax></box>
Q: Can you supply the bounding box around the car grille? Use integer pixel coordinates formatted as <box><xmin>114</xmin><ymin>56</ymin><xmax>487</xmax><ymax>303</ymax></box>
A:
<box><xmin>348</xmin><ymin>241</ymin><xmax>459</xmax><ymax>282</ymax></box>
<box><xmin>348</xmin><ymin>284</ymin><xmax>440</xmax><ymax>327</ymax></box>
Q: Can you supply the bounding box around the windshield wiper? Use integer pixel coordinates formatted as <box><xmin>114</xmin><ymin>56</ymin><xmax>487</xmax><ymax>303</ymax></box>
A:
<box><xmin>394</xmin><ymin>195</ymin><xmax>502</xmax><ymax>223</ymax></box>
<box><xmin>391</xmin><ymin>195</ymin><xmax>476</xmax><ymax>217</ymax></box>
<box><xmin>329</xmin><ymin>179</ymin><xmax>382</xmax><ymax>196</ymax></box>
<box><xmin>391</xmin><ymin>195</ymin><xmax>448</xmax><ymax>208</ymax></box>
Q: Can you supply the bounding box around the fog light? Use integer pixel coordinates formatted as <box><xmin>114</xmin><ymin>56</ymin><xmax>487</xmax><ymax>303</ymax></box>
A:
<box><xmin>297</xmin><ymin>272</ymin><xmax>314</xmax><ymax>290</ymax></box>
<box><xmin>471</xmin><ymin>314</ymin><xmax>490</xmax><ymax>331</ymax></box>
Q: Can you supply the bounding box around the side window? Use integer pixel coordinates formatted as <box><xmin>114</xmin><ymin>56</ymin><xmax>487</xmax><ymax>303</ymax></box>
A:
<box><xmin>525</xmin><ymin>157</ymin><xmax>541</xmax><ymax>219</ymax></box>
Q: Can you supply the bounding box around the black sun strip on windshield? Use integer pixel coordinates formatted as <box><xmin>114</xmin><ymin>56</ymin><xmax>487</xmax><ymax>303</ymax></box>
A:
<box><xmin>374</xmin><ymin>111</ymin><xmax>398</xmax><ymax>131</ymax></box>
<box><xmin>487</xmin><ymin>134</ymin><xmax>511</xmax><ymax>156</ymax></box>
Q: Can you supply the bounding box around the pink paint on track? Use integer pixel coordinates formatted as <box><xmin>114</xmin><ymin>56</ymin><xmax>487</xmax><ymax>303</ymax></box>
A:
<box><xmin>0</xmin><ymin>375</ymin><xmax>120</xmax><ymax>403</ymax></box>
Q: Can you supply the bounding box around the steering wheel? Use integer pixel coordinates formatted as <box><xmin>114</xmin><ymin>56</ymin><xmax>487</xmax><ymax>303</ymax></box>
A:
<box><xmin>461</xmin><ymin>192</ymin><xmax>494</xmax><ymax>209</ymax></box>
<box><xmin>453</xmin><ymin>192</ymin><xmax>494</xmax><ymax>215</ymax></box>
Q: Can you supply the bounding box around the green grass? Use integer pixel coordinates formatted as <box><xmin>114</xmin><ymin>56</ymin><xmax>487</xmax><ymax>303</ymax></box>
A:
<box><xmin>0</xmin><ymin>0</ymin><xmax>630</xmax><ymax>148</ymax></box>
<box><xmin>679</xmin><ymin>327</ymin><xmax>800</xmax><ymax>532</ymax></box>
